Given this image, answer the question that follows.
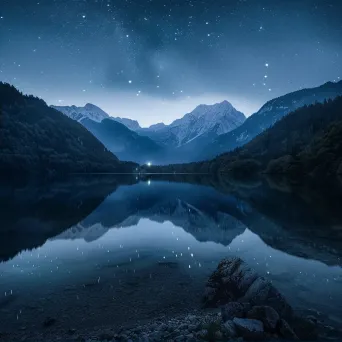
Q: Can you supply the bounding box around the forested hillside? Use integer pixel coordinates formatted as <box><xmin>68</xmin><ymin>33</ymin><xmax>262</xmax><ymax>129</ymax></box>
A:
<box><xmin>143</xmin><ymin>96</ymin><xmax>342</xmax><ymax>179</ymax></box>
<box><xmin>0</xmin><ymin>83</ymin><xmax>136</xmax><ymax>176</ymax></box>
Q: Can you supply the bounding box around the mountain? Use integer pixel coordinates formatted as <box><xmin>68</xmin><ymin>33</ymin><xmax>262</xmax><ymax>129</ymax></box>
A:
<box><xmin>112</xmin><ymin>117</ymin><xmax>141</xmax><ymax>131</ymax></box>
<box><xmin>0</xmin><ymin>83</ymin><xmax>135</xmax><ymax>176</ymax></box>
<box><xmin>147</xmin><ymin>122</ymin><xmax>166</xmax><ymax>131</ymax></box>
<box><xmin>217</xmin><ymin>95</ymin><xmax>342</xmax><ymax>177</ymax></box>
<box><xmin>81</xmin><ymin>117</ymin><xmax>165</xmax><ymax>164</ymax></box>
<box><xmin>149</xmin><ymin>95</ymin><xmax>342</xmax><ymax>179</ymax></box>
<box><xmin>51</xmin><ymin>103</ymin><xmax>110</xmax><ymax>123</ymax></box>
<box><xmin>53</xmin><ymin>103</ymin><xmax>162</xmax><ymax>163</ymax></box>
<box><xmin>194</xmin><ymin>81</ymin><xmax>342</xmax><ymax>161</ymax></box>
<box><xmin>52</xmin><ymin>104</ymin><xmax>142</xmax><ymax>131</ymax></box>
<box><xmin>139</xmin><ymin>100</ymin><xmax>246</xmax><ymax>147</ymax></box>
<box><xmin>264</xmin><ymin>97</ymin><xmax>342</xmax><ymax>177</ymax></box>
<box><xmin>52</xmin><ymin>100</ymin><xmax>246</xmax><ymax>164</ymax></box>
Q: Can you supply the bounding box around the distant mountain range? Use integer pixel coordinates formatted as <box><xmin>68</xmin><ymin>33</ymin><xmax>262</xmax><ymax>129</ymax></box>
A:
<box><xmin>52</xmin><ymin>100</ymin><xmax>246</xmax><ymax>163</ymax></box>
<box><xmin>148</xmin><ymin>90</ymin><xmax>342</xmax><ymax>180</ymax></box>
<box><xmin>3</xmin><ymin>79</ymin><xmax>342</xmax><ymax>174</ymax></box>
<box><xmin>192</xmin><ymin>80</ymin><xmax>342</xmax><ymax>162</ymax></box>
<box><xmin>52</xmin><ymin>81</ymin><xmax>342</xmax><ymax>165</ymax></box>
<box><xmin>51</xmin><ymin>103</ymin><xmax>141</xmax><ymax>130</ymax></box>
<box><xmin>138</xmin><ymin>100</ymin><xmax>246</xmax><ymax>147</ymax></box>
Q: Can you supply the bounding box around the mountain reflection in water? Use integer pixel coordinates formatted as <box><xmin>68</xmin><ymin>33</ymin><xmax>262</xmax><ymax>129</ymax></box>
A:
<box><xmin>0</xmin><ymin>175</ymin><xmax>341</xmax><ymax>341</ymax></box>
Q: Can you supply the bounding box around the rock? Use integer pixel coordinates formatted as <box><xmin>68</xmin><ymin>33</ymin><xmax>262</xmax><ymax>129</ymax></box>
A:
<box><xmin>233</xmin><ymin>318</ymin><xmax>265</xmax><ymax>340</ymax></box>
<box><xmin>43</xmin><ymin>317</ymin><xmax>56</xmax><ymax>327</ymax></box>
<box><xmin>214</xmin><ymin>330</ymin><xmax>223</xmax><ymax>340</ymax></box>
<box><xmin>278</xmin><ymin>319</ymin><xmax>299</xmax><ymax>340</ymax></box>
<box><xmin>291</xmin><ymin>316</ymin><xmax>318</xmax><ymax>341</ymax></box>
<box><xmin>187</xmin><ymin>324</ymin><xmax>197</xmax><ymax>332</ymax></box>
<box><xmin>196</xmin><ymin>329</ymin><xmax>208</xmax><ymax>339</ymax></box>
<box><xmin>242</xmin><ymin>277</ymin><xmax>292</xmax><ymax>318</ymax></box>
<box><xmin>221</xmin><ymin>302</ymin><xmax>250</xmax><ymax>321</ymax></box>
<box><xmin>247</xmin><ymin>306</ymin><xmax>280</xmax><ymax>332</ymax></box>
<box><xmin>221</xmin><ymin>320</ymin><xmax>238</xmax><ymax>338</ymax></box>
<box><xmin>203</xmin><ymin>257</ymin><xmax>292</xmax><ymax>318</ymax></box>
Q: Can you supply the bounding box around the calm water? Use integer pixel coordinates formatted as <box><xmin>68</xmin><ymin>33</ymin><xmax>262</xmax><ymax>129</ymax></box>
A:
<box><xmin>1</xmin><ymin>176</ymin><xmax>342</xmax><ymax>340</ymax></box>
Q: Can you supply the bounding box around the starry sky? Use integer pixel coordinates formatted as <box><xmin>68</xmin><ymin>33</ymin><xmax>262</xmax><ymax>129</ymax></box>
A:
<box><xmin>1</xmin><ymin>0</ymin><xmax>342</xmax><ymax>126</ymax></box>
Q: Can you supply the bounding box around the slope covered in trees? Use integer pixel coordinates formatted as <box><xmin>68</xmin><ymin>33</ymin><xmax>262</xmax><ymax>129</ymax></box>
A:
<box><xmin>143</xmin><ymin>96</ymin><xmax>342</xmax><ymax>179</ymax></box>
<box><xmin>0</xmin><ymin>83</ymin><xmax>136</xmax><ymax>176</ymax></box>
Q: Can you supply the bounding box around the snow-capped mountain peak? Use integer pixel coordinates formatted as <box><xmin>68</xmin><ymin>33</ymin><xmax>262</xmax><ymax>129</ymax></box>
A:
<box><xmin>52</xmin><ymin>103</ymin><xmax>142</xmax><ymax>131</ymax></box>
<box><xmin>168</xmin><ymin>100</ymin><xmax>246</xmax><ymax>146</ymax></box>
<box><xmin>51</xmin><ymin>103</ymin><xmax>109</xmax><ymax>123</ymax></box>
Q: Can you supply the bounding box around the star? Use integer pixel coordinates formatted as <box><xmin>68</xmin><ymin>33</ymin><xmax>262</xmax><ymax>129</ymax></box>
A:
<box><xmin>128</xmin><ymin>80</ymin><xmax>132</xmax><ymax>84</ymax></box>
<box><xmin>265</xmin><ymin>63</ymin><xmax>269</xmax><ymax>67</ymax></box>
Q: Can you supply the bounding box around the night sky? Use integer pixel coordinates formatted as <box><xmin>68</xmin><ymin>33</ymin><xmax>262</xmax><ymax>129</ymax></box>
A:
<box><xmin>1</xmin><ymin>0</ymin><xmax>342</xmax><ymax>126</ymax></box>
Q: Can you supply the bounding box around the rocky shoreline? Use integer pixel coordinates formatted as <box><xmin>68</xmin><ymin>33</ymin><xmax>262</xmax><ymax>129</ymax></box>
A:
<box><xmin>87</xmin><ymin>257</ymin><xmax>339</xmax><ymax>342</ymax></box>
<box><xmin>3</xmin><ymin>258</ymin><xmax>340</xmax><ymax>342</ymax></box>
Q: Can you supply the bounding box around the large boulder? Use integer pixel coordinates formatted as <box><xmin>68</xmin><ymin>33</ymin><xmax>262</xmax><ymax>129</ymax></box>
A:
<box><xmin>233</xmin><ymin>317</ymin><xmax>265</xmax><ymax>340</ymax></box>
<box><xmin>221</xmin><ymin>320</ymin><xmax>238</xmax><ymax>338</ymax></box>
<box><xmin>221</xmin><ymin>302</ymin><xmax>251</xmax><ymax>322</ymax></box>
<box><xmin>203</xmin><ymin>257</ymin><xmax>292</xmax><ymax>318</ymax></box>
<box><xmin>247</xmin><ymin>306</ymin><xmax>280</xmax><ymax>332</ymax></box>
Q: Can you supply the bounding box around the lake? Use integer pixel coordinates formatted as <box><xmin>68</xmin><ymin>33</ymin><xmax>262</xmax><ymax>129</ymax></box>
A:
<box><xmin>0</xmin><ymin>175</ymin><xmax>342</xmax><ymax>341</ymax></box>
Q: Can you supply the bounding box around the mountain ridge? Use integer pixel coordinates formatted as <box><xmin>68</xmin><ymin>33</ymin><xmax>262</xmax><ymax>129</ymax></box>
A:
<box><xmin>139</xmin><ymin>100</ymin><xmax>246</xmax><ymax>148</ymax></box>
<box><xmin>193</xmin><ymin>80</ymin><xmax>342</xmax><ymax>162</ymax></box>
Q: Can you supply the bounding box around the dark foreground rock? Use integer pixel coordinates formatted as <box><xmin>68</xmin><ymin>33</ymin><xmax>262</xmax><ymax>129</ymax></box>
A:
<box><xmin>203</xmin><ymin>257</ymin><xmax>292</xmax><ymax>318</ymax></box>
<box><xmin>247</xmin><ymin>306</ymin><xmax>280</xmax><ymax>332</ymax></box>
<box><xmin>221</xmin><ymin>302</ymin><xmax>250</xmax><ymax>321</ymax></box>
<box><xmin>233</xmin><ymin>317</ymin><xmax>264</xmax><ymax>340</ymax></box>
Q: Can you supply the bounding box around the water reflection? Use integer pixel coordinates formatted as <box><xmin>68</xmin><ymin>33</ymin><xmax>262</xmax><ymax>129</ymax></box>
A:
<box><xmin>0</xmin><ymin>176</ymin><xmax>342</xmax><ymax>340</ymax></box>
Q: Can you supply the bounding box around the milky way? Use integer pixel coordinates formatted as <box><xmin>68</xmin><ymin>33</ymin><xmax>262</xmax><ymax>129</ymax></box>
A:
<box><xmin>1</xmin><ymin>0</ymin><xmax>342</xmax><ymax>126</ymax></box>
